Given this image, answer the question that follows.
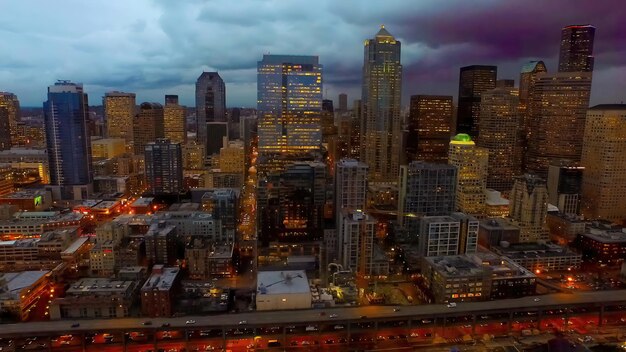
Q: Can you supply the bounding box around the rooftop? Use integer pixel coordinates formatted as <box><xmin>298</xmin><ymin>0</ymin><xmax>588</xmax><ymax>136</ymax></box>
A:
<box><xmin>208</xmin><ymin>243</ymin><xmax>235</xmax><ymax>259</ymax></box>
<box><xmin>141</xmin><ymin>265</ymin><xmax>180</xmax><ymax>292</ymax></box>
<box><xmin>257</xmin><ymin>270</ymin><xmax>310</xmax><ymax>295</ymax></box>
<box><xmin>589</xmin><ymin>104</ymin><xmax>626</xmax><ymax>111</ymax></box>
<box><xmin>425</xmin><ymin>252</ymin><xmax>535</xmax><ymax>279</ymax></box>
<box><xmin>131</xmin><ymin>197</ymin><xmax>154</xmax><ymax>207</ymax></box>
<box><xmin>67</xmin><ymin>278</ymin><xmax>136</xmax><ymax>295</ymax></box>
<box><xmin>492</xmin><ymin>242</ymin><xmax>581</xmax><ymax>259</ymax></box>
<box><xmin>0</xmin><ymin>271</ymin><xmax>49</xmax><ymax>299</ymax></box>
<box><xmin>583</xmin><ymin>226</ymin><xmax>626</xmax><ymax>243</ymax></box>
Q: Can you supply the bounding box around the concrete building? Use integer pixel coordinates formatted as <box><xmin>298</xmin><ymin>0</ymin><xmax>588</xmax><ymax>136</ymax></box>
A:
<box><xmin>546</xmin><ymin>212</ymin><xmax>586</xmax><ymax>245</ymax></box>
<box><xmin>334</xmin><ymin>159</ymin><xmax>368</xmax><ymax>219</ymax></box>
<box><xmin>338</xmin><ymin>209</ymin><xmax>375</xmax><ymax>276</ymax></box>
<box><xmin>547</xmin><ymin>160</ymin><xmax>584</xmax><ymax>215</ymax></box>
<box><xmin>50</xmin><ymin>278</ymin><xmax>138</xmax><ymax>319</ymax></box>
<box><xmin>581</xmin><ymin>105</ymin><xmax>626</xmax><ymax>223</ymax></box>
<box><xmin>491</xmin><ymin>242</ymin><xmax>582</xmax><ymax>272</ymax></box>
<box><xmin>186</xmin><ymin>238</ymin><xmax>234</xmax><ymax>279</ymax></box>
<box><xmin>525</xmin><ymin>72</ymin><xmax>592</xmax><ymax>177</ymax></box>
<box><xmin>219</xmin><ymin>139</ymin><xmax>245</xmax><ymax>174</ymax></box>
<box><xmin>0</xmin><ymin>270</ymin><xmax>50</xmax><ymax>321</ymax></box>
<box><xmin>141</xmin><ymin>265</ymin><xmax>181</xmax><ymax>317</ymax></box>
<box><xmin>144</xmin><ymin>139</ymin><xmax>183</xmax><ymax>195</ymax></box>
<box><xmin>104</xmin><ymin>91</ymin><xmax>136</xmax><ymax>144</ymax></box>
<box><xmin>448</xmin><ymin>134</ymin><xmax>488</xmax><ymax>216</ymax></box>
<box><xmin>91</xmin><ymin>138</ymin><xmax>126</xmax><ymax>160</ymax></box>
<box><xmin>157</xmin><ymin>210</ymin><xmax>227</xmax><ymax>243</ymax></box>
<box><xmin>144</xmin><ymin>222</ymin><xmax>177</xmax><ymax>266</ymax></box>
<box><xmin>163</xmin><ymin>95</ymin><xmax>186</xmax><ymax>145</ymax></box>
<box><xmin>200</xmin><ymin>188</ymin><xmax>239</xmax><ymax>240</ymax></box>
<box><xmin>361</xmin><ymin>26</ymin><xmax>402</xmax><ymax>182</ymax></box>
<box><xmin>421</xmin><ymin>252</ymin><xmax>536</xmax><ymax>303</ymax></box>
<box><xmin>418</xmin><ymin>213</ymin><xmax>478</xmax><ymax>257</ymax></box>
<box><xmin>133</xmin><ymin>102</ymin><xmax>164</xmax><ymax>155</ymax></box>
<box><xmin>406</xmin><ymin>95</ymin><xmax>453</xmax><ymax>164</ymax></box>
<box><xmin>484</xmin><ymin>189</ymin><xmax>510</xmax><ymax>217</ymax></box>
<box><xmin>478</xmin><ymin>218</ymin><xmax>520</xmax><ymax>248</ymax></box>
<box><xmin>477</xmin><ymin>87</ymin><xmax>520</xmax><ymax>193</ymax></box>
<box><xmin>508</xmin><ymin>174</ymin><xmax>549</xmax><ymax>242</ymax></box>
<box><xmin>579</xmin><ymin>222</ymin><xmax>626</xmax><ymax>265</ymax></box>
<box><xmin>256</xmin><ymin>270</ymin><xmax>311</xmax><ymax>311</ymax></box>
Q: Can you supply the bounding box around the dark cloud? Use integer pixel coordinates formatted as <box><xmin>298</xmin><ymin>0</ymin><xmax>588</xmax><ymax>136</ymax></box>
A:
<box><xmin>0</xmin><ymin>0</ymin><xmax>624</xmax><ymax>107</ymax></box>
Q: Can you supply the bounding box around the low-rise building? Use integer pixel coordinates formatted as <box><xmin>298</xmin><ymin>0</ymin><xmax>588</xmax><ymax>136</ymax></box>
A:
<box><xmin>0</xmin><ymin>270</ymin><xmax>50</xmax><ymax>321</ymax></box>
<box><xmin>579</xmin><ymin>222</ymin><xmax>626</xmax><ymax>265</ymax></box>
<box><xmin>186</xmin><ymin>239</ymin><xmax>234</xmax><ymax>279</ymax></box>
<box><xmin>491</xmin><ymin>242</ymin><xmax>582</xmax><ymax>272</ymax></box>
<box><xmin>178</xmin><ymin>281</ymin><xmax>230</xmax><ymax>314</ymax></box>
<box><xmin>256</xmin><ymin>270</ymin><xmax>311</xmax><ymax>311</ymax></box>
<box><xmin>50</xmin><ymin>278</ymin><xmax>138</xmax><ymax>319</ymax></box>
<box><xmin>140</xmin><ymin>265</ymin><xmax>181</xmax><ymax>317</ymax></box>
<box><xmin>144</xmin><ymin>222</ymin><xmax>177</xmax><ymax>266</ymax></box>
<box><xmin>478</xmin><ymin>218</ymin><xmax>520</xmax><ymax>248</ymax></box>
<box><xmin>547</xmin><ymin>212</ymin><xmax>587</xmax><ymax>245</ymax></box>
<box><xmin>0</xmin><ymin>189</ymin><xmax>52</xmax><ymax>212</ymax></box>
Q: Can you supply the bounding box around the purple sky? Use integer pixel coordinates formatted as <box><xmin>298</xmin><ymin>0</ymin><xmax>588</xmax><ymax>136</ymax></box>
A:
<box><xmin>1</xmin><ymin>0</ymin><xmax>624</xmax><ymax>108</ymax></box>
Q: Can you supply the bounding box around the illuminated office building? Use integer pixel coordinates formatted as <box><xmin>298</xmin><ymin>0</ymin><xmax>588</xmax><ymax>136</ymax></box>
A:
<box><xmin>519</xmin><ymin>61</ymin><xmax>547</xmax><ymax>134</ymax></box>
<box><xmin>196</xmin><ymin>72</ymin><xmax>226</xmax><ymax>148</ymax></box>
<box><xmin>43</xmin><ymin>81</ymin><xmax>93</xmax><ymax>200</ymax></box>
<box><xmin>456</xmin><ymin>65</ymin><xmax>497</xmax><ymax>136</ymax></box>
<box><xmin>133</xmin><ymin>103</ymin><xmax>164</xmax><ymax>155</ymax></box>
<box><xmin>477</xmin><ymin>87</ymin><xmax>520</xmax><ymax>193</ymax></box>
<box><xmin>581</xmin><ymin>105</ymin><xmax>626</xmax><ymax>222</ymax></box>
<box><xmin>0</xmin><ymin>92</ymin><xmax>19</xmax><ymax>150</ymax></box>
<box><xmin>361</xmin><ymin>26</ymin><xmax>402</xmax><ymax>182</ymax></box>
<box><xmin>103</xmin><ymin>91</ymin><xmax>136</xmax><ymax>143</ymax></box>
<box><xmin>509</xmin><ymin>174</ymin><xmax>549</xmax><ymax>242</ymax></box>
<box><xmin>525</xmin><ymin>72</ymin><xmax>592</xmax><ymax>177</ymax></box>
<box><xmin>257</xmin><ymin>54</ymin><xmax>322</xmax><ymax>157</ymax></box>
<box><xmin>448</xmin><ymin>134</ymin><xmax>488</xmax><ymax>216</ymax></box>
<box><xmin>559</xmin><ymin>25</ymin><xmax>595</xmax><ymax>73</ymax></box>
<box><xmin>164</xmin><ymin>95</ymin><xmax>186</xmax><ymax>145</ymax></box>
<box><xmin>406</xmin><ymin>95</ymin><xmax>453</xmax><ymax>164</ymax></box>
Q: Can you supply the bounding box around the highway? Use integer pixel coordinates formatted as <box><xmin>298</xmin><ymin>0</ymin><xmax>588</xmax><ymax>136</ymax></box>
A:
<box><xmin>1</xmin><ymin>289</ymin><xmax>626</xmax><ymax>337</ymax></box>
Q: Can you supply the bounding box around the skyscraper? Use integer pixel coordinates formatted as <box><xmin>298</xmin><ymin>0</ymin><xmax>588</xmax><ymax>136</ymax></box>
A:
<box><xmin>361</xmin><ymin>26</ymin><xmax>403</xmax><ymax>182</ymax></box>
<box><xmin>448</xmin><ymin>134</ymin><xmax>488</xmax><ymax>216</ymax></box>
<box><xmin>477</xmin><ymin>87</ymin><xmax>520</xmax><ymax>193</ymax></box>
<box><xmin>164</xmin><ymin>95</ymin><xmax>186</xmax><ymax>144</ymax></box>
<box><xmin>103</xmin><ymin>91</ymin><xmax>136</xmax><ymax>143</ymax></box>
<box><xmin>196</xmin><ymin>72</ymin><xmax>226</xmax><ymax>147</ymax></box>
<box><xmin>456</xmin><ymin>65</ymin><xmax>497</xmax><ymax>136</ymax></box>
<box><xmin>508</xmin><ymin>174</ymin><xmax>549</xmax><ymax>242</ymax></box>
<box><xmin>257</xmin><ymin>54</ymin><xmax>323</xmax><ymax>156</ymax></box>
<box><xmin>338</xmin><ymin>209</ymin><xmax>375</xmax><ymax>276</ymax></box>
<box><xmin>133</xmin><ymin>102</ymin><xmax>164</xmax><ymax>155</ymax></box>
<box><xmin>0</xmin><ymin>92</ymin><xmax>19</xmax><ymax>150</ymax></box>
<box><xmin>43</xmin><ymin>81</ymin><xmax>93</xmax><ymax>199</ymax></box>
<box><xmin>525</xmin><ymin>72</ymin><xmax>592</xmax><ymax>177</ymax></box>
<box><xmin>418</xmin><ymin>213</ymin><xmax>478</xmax><ymax>257</ymax></box>
<box><xmin>518</xmin><ymin>61</ymin><xmax>547</xmax><ymax>171</ymax></box>
<box><xmin>407</xmin><ymin>95</ymin><xmax>453</xmax><ymax>164</ymax></box>
<box><xmin>321</xmin><ymin>99</ymin><xmax>336</xmax><ymax>143</ymax></box>
<box><xmin>206</xmin><ymin>122</ymin><xmax>228</xmax><ymax>157</ymax></box>
<box><xmin>580</xmin><ymin>105</ymin><xmax>626</xmax><ymax>222</ymax></box>
<box><xmin>144</xmin><ymin>138</ymin><xmax>183</xmax><ymax>195</ymax></box>
<box><xmin>558</xmin><ymin>25</ymin><xmax>595</xmax><ymax>73</ymax></box>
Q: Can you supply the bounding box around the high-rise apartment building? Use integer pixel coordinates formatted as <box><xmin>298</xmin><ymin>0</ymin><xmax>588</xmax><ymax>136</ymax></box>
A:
<box><xmin>508</xmin><ymin>174</ymin><xmax>549</xmax><ymax>242</ymax></box>
<box><xmin>407</xmin><ymin>95</ymin><xmax>453</xmax><ymax>164</ymax></box>
<box><xmin>335</xmin><ymin>159</ymin><xmax>368</xmax><ymax>215</ymax></box>
<box><xmin>133</xmin><ymin>102</ymin><xmax>164</xmax><ymax>155</ymax></box>
<box><xmin>547</xmin><ymin>160</ymin><xmax>584</xmax><ymax>215</ymax></box>
<box><xmin>43</xmin><ymin>81</ymin><xmax>93</xmax><ymax>200</ymax></box>
<box><xmin>525</xmin><ymin>72</ymin><xmax>592</xmax><ymax>177</ymax></box>
<box><xmin>477</xmin><ymin>87</ymin><xmax>520</xmax><ymax>192</ymax></box>
<box><xmin>581</xmin><ymin>105</ymin><xmax>626</xmax><ymax>222</ymax></box>
<box><xmin>338</xmin><ymin>209</ymin><xmax>375</xmax><ymax>276</ymax></box>
<box><xmin>0</xmin><ymin>92</ymin><xmax>19</xmax><ymax>150</ymax></box>
<box><xmin>558</xmin><ymin>25</ymin><xmax>595</xmax><ymax>73</ymax></box>
<box><xmin>456</xmin><ymin>65</ymin><xmax>497</xmax><ymax>136</ymax></box>
<box><xmin>164</xmin><ymin>95</ymin><xmax>186</xmax><ymax>145</ymax></box>
<box><xmin>257</xmin><ymin>55</ymin><xmax>323</xmax><ymax>156</ymax></box>
<box><xmin>103</xmin><ymin>91</ymin><xmax>136</xmax><ymax>143</ymax></box>
<box><xmin>144</xmin><ymin>139</ymin><xmax>183</xmax><ymax>195</ymax></box>
<box><xmin>196</xmin><ymin>72</ymin><xmax>226</xmax><ymax>148</ymax></box>
<box><xmin>448</xmin><ymin>134</ymin><xmax>488</xmax><ymax>216</ymax></box>
<box><xmin>361</xmin><ymin>26</ymin><xmax>403</xmax><ymax>182</ymax></box>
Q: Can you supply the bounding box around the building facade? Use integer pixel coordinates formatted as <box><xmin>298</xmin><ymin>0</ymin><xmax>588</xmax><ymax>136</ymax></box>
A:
<box><xmin>508</xmin><ymin>174</ymin><xmax>549</xmax><ymax>242</ymax></box>
<box><xmin>164</xmin><ymin>95</ymin><xmax>186</xmax><ymax>145</ymax></box>
<box><xmin>558</xmin><ymin>25</ymin><xmax>595</xmax><ymax>73</ymax></box>
<box><xmin>133</xmin><ymin>102</ymin><xmax>164</xmax><ymax>155</ymax></box>
<box><xmin>456</xmin><ymin>65</ymin><xmax>497</xmax><ymax>136</ymax></box>
<box><xmin>448</xmin><ymin>134</ymin><xmax>488</xmax><ymax>216</ymax></box>
<box><xmin>547</xmin><ymin>160</ymin><xmax>584</xmax><ymax>215</ymax></box>
<box><xmin>196</xmin><ymin>72</ymin><xmax>226</xmax><ymax>148</ymax></box>
<box><xmin>44</xmin><ymin>81</ymin><xmax>93</xmax><ymax>200</ymax></box>
<box><xmin>361</xmin><ymin>26</ymin><xmax>403</xmax><ymax>182</ymax></box>
<box><xmin>334</xmin><ymin>158</ymin><xmax>368</xmax><ymax>215</ymax></box>
<box><xmin>104</xmin><ymin>91</ymin><xmax>136</xmax><ymax>144</ymax></box>
<box><xmin>338</xmin><ymin>209</ymin><xmax>375</xmax><ymax>276</ymax></box>
<box><xmin>581</xmin><ymin>105</ymin><xmax>626</xmax><ymax>222</ymax></box>
<box><xmin>406</xmin><ymin>95</ymin><xmax>453</xmax><ymax>164</ymax></box>
<box><xmin>0</xmin><ymin>92</ymin><xmax>19</xmax><ymax>150</ymax></box>
<box><xmin>144</xmin><ymin>139</ymin><xmax>183</xmax><ymax>195</ymax></box>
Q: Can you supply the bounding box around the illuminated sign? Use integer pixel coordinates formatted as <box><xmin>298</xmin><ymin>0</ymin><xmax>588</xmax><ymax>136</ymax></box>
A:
<box><xmin>34</xmin><ymin>195</ymin><xmax>42</xmax><ymax>207</ymax></box>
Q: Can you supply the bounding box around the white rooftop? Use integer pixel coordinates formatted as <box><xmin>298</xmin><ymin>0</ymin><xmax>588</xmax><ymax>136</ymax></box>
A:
<box><xmin>0</xmin><ymin>271</ymin><xmax>49</xmax><ymax>299</ymax></box>
<box><xmin>257</xmin><ymin>270</ymin><xmax>310</xmax><ymax>295</ymax></box>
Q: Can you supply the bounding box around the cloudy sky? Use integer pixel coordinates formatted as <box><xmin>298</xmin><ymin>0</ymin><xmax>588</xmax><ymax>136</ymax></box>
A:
<box><xmin>1</xmin><ymin>0</ymin><xmax>624</xmax><ymax>108</ymax></box>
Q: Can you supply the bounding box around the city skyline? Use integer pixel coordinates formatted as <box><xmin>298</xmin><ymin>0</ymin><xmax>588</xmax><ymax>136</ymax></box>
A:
<box><xmin>1</xmin><ymin>1</ymin><xmax>624</xmax><ymax>108</ymax></box>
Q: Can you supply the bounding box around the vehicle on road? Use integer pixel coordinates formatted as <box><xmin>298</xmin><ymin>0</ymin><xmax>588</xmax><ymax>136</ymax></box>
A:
<box><xmin>186</xmin><ymin>320</ymin><xmax>196</xmax><ymax>325</ymax></box>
